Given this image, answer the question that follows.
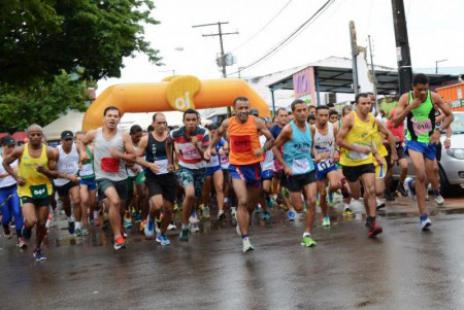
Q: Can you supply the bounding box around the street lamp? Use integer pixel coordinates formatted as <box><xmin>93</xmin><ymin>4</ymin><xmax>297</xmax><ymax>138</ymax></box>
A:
<box><xmin>435</xmin><ymin>58</ymin><xmax>448</xmax><ymax>74</ymax></box>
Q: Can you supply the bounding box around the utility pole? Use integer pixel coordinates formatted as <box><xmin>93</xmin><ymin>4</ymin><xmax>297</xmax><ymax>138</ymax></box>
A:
<box><xmin>349</xmin><ymin>21</ymin><xmax>359</xmax><ymax>96</ymax></box>
<box><xmin>391</xmin><ymin>0</ymin><xmax>413</xmax><ymax>95</ymax></box>
<box><xmin>435</xmin><ymin>59</ymin><xmax>448</xmax><ymax>74</ymax></box>
<box><xmin>368</xmin><ymin>35</ymin><xmax>379</xmax><ymax>113</ymax></box>
<box><xmin>192</xmin><ymin>22</ymin><xmax>239</xmax><ymax>78</ymax></box>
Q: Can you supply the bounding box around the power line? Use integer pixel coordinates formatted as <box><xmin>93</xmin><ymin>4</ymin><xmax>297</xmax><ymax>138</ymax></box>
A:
<box><xmin>231</xmin><ymin>0</ymin><xmax>294</xmax><ymax>52</ymax></box>
<box><xmin>231</xmin><ymin>0</ymin><xmax>335</xmax><ymax>75</ymax></box>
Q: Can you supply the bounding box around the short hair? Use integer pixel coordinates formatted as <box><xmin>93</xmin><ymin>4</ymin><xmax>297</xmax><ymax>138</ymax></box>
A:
<box><xmin>147</xmin><ymin>125</ymin><xmax>154</xmax><ymax>132</ymax></box>
<box><xmin>413</xmin><ymin>73</ymin><xmax>429</xmax><ymax>86</ymax></box>
<box><xmin>233</xmin><ymin>96</ymin><xmax>249</xmax><ymax>106</ymax></box>
<box><xmin>27</xmin><ymin>124</ymin><xmax>43</xmax><ymax>133</ymax></box>
<box><xmin>342</xmin><ymin>105</ymin><xmax>352</xmax><ymax>116</ymax></box>
<box><xmin>276</xmin><ymin>107</ymin><xmax>288</xmax><ymax>116</ymax></box>
<box><xmin>183</xmin><ymin>108</ymin><xmax>199</xmax><ymax>120</ymax></box>
<box><xmin>355</xmin><ymin>93</ymin><xmax>370</xmax><ymax>104</ymax></box>
<box><xmin>104</xmin><ymin>106</ymin><xmax>121</xmax><ymax>116</ymax></box>
<box><xmin>308</xmin><ymin>114</ymin><xmax>316</xmax><ymax>121</ymax></box>
<box><xmin>316</xmin><ymin>105</ymin><xmax>330</xmax><ymax>112</ymax></box>
<box><xmin>329</xmin><ymin>110</ymin><xmax>339</xmax><ymax>117</ymax></box>
<box><xmin>290</xmin><ymin>99</ymin><xmax>305</xmax><ymax>111</ymax></box>
<box><xmin>152</xmin><ymin>112</ymin><xmax>165</xmax><ymax>122</ymax></box>
<box><xmin>129</xmin><ymin>124</ymin><xmax>142</xmax><ymax>135</ymax></box>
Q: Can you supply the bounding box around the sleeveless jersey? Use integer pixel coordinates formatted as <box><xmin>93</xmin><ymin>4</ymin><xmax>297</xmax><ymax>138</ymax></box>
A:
<box><xmin>0</xmin><ymin>154</ymin><xmax>17</xmax><ymax>188</ymax></box>
<box><xmin>94</xmin><ymin>128</ymin><xmax>128</xmax><ymax>181</ymax></box>
<box><xmin>406</xmin><ymin>91</ymin><xmax>435</xmax><ymax>143</ymax></box>
<box><xmin>283</xmin><ymin>121</ymin><xmax>314</xmax><ymax>175</ymax></box>
<box><xmin>54</xmin><ymin>143</ymin><xmax>79</xmax><ymax>186</ymax></box>
<box><xmin>228</xmin><ymin>116</ymin><xmax>262</xmax><ymax>165</ymax></box>
<box><xmin>314</xmin><ymin>123</ymin><xmax>336</xmax><ymax>171</ymax></box>
<box><xmin>79</xmin><ymin>146</ymin><xmax>95</xmax><ymax>180</ymax></box>
<box><xmin>145</xmin><ymin>132</ymin><xmax>170</xmax><ymax>175</ymax></box>
<box><xmin>17</xmin><ymin>143</ymin><xmax>53</xmax><ymax>198</ymax></box>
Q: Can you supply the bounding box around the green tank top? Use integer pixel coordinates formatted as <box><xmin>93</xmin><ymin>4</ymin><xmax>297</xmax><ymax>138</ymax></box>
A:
<box><xmin>406</xmin><ymin>91</ymin><xmax>436</xmax><ymax>143</ymax></box>
<box><xmin>79</xmin><ymin>146</ymin><xmax>95</xmax><ymax>180</ymax></box>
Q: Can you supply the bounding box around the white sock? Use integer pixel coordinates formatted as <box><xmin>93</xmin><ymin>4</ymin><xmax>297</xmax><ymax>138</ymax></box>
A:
<box><xmin>303</xmin><ymin>232</ymin><xmax>311</xmax><ymax>237</ymax></box>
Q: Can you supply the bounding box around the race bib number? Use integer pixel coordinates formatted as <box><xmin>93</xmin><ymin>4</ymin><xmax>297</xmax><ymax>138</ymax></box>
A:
<box><xmin>230</xmin><ymin>135</ymin><xmax>252</xmax><ymax>153</ymax></box>
<box><xmin>412</xmin><ymin>118</ymin><xmax>432</xmax><ymax>135</ymax></box>
<box><xmin>101</xmin><ymin>157</ymin><xmax>120</xmax><ymax>173</ymax></box>
<box><xmin>79</xmin><ymin>163</ymin><xmax>94</xmax><ymax>177</ymax></box>
<box><xmin>155</xmin><ymin>159</ymin><xmax>169</xmax><ymax>175</ymax></box>
<box><xmin>317</xmin><ymin>159</ymin><xmax>333</xmax><ymax>171</ymax></box>
<box><xmin>292</xmin><ymin>158</ymin><xmax>310</xmax><ymax>175</ymax></box>
<box><xmin>30</xmin><ymin>184</ymin><xmax>48</xmax><ymax>199</ymax></box>
<box><xmin>347</xmin><ymin>144</ymin><xmax>369</xmax><ymax>160</ymax></box>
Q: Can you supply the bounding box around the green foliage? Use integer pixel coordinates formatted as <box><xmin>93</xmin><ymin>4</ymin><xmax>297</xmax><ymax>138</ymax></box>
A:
<box><xmin>0</xmin><ymin>0</ymin><xmax>161</xmax><ymax>84</ymax></box>
<box><xmin>0</xmin><ymin>70</ymin><xmax>94</xmax><ymax>131</ymax></box>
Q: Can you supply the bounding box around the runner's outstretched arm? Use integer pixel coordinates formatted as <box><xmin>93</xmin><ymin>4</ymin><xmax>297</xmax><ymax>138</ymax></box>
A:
<box><xmin>205</xmin><ymin>119</ymin><xmax>229</xmax><ymax>160</ymax></box>
<box><xmin>272</xmin><ymin>124</ymin><xmax>291</xmax><ymax>175</ymax></box>
<box><xmin>2</xmin><ymin>146</ymin><xmax>25</xmax><ymax>185</ymax></box>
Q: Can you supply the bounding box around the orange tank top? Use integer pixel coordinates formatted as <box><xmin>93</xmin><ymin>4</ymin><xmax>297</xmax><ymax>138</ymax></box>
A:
<box><xmin>227</xmin><ymin>116</ymin><xmax>263</xmax><ymax>165</ymax></box>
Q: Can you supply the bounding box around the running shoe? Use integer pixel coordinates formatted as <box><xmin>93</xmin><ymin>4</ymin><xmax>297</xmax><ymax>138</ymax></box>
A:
<box><xmin>397</xmin><ymin>183</ymin><xmax>408</xmax><ymax>197</ymax></box>
<box><xmin>189</xmin><ymin>212</ymin><xmax>199</xmax><ymax>225</ymax></box>
<box><xmin>367</xmin><ymin>222</ymin><xmax>383</xmax><ymax>238</ymax></box>
<box><xmin>17</xmin><ymin>237</ymin><xmax>27</xmax><ymax>249</ymax></box>
<box><xmin>242</xmin><ymin>238</ymin><xmax>255</xmax><ymax>253</ymax></box>
<box><xmin>45</xmin><ymin>213</ymin><xmax>53</xmax><ymax>229</ymax></box>
<box><xmin>167</xmin><ymin>223</ymin><xmax>177</xmax><ymax>231</ymax></box>
<box><xmin>75</xmin><ymin>228</ymin><xmax>82</xmax><ymax>237</ymax></box>
<box><xmin>300</xmin><ymin>235</ymin><xmax>317</xmax><ymax>247</ymax></box>
<box><xmin>287</xmin><ymin>209</ymin><xmax>297</xmax><ymax>222</ymax></box>
<box><xmin>21</xmin><ymin>226</ymin><xmax>32</xmax><ymax>240</ymax></box>
<box><xmin>68</xmin><ymin>220</ymin><xmax>75</xmax><ymax>235</ymax></box>
<box><xmin>3</xmin><ymin>225</ymin><xmax>11</xmax><ymax>239</ymax></box>
<box><xmin>262</xmin><ymin>210</ymin><xmax>271</xmax><ymax>223</ymax></box>
<box><xmin>404</xmin><ymin>177</ymin><xmax>416</xmax><ymax>199</ymax></box>
<box><xmin>420</xmin><ymin>216</ymin><xmax>432</xmax><ymax>231</ymax></box>
<box><xmin>33</xmin><ymin>248</ymin><xmax>47</xmax><ymax>262</ymax></box>
<box><xmin>190</xmin><ymin>222</ymin><xmax>200</xmax><ymax>233</ymax></box>
<box><xmin>156</xmin><ymin>233</ymin><xmax>171</xmax><ymax>246</ymax></box>
<box><xmin>217</xmin><ymin>210</ymin><xmax>226</xmax><ymax>221</ymax></box>
<box><xmin>144</xmin><ymin>216</ymin><xmax>155</xmax><ymax>238</ymax></box>
<box><xmin>322</xmin><ymin>216</ymin><xmax>331</xmax><ymax>227</ymax></box>
<box><xmin>179</xmin><ymin>228</ymin><xmax>189</xmax><ymax>241</ymax></box>
<box><xmin>343</xmin><ymin>204</ymin><xmax>353</xmax><ymax>216</ymax></box>
<box><xmin>113</xmin><ymin>236</ymin><xmax>126</xmax><ymax>250</ymax></box>
<box><xmin>231</xmin><ymin>207</ymin><xmax>237</xmax><ymax>226</ymax></box>
<box><xmin>123</xmin><ymin>215</ymin><xmax>132</xmax><ymax>230</ymax></box>
<box><xmin>201</xmin><ymin>206</ymin><xmax>210</xmax><ymax>220</ymax></box>
<box><xmin>435</xmin><ymin>194</ymin><xmax>445</xmax><ymax>206</ymax></box>
<box><xmin>328</xmin><ymin>191</ymin><xmax>334</xmax><ymax>206</ymax></box>
<box><xmin>376</xmin><ymin>198</ymin><xmax>386</xmax><ymax>210</ymax></box>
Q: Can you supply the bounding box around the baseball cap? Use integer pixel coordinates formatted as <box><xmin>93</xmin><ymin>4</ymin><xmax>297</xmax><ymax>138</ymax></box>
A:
<box><xmin>61</xmin><ymin>130</ymin><xmax>74</xmax><ymax>140</ymax></box>
<box><xmin>2</xmin><ymin>136</ymin><xmax>16</xmax><ymax>146</ymax></box>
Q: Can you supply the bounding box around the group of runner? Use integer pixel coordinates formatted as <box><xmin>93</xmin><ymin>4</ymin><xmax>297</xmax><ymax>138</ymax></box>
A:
<box><xmin>0</xmin><ymin>73</ymin><xmax>454</xmax><ymax>261</ymax></box>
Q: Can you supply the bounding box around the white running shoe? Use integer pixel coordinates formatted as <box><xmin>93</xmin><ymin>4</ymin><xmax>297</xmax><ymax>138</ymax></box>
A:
<box><xmin>435</xmin><ymin>194</ymin><xmax>445</xmax><ymax>206</ymax></box>
<box><xmin>242</xmin><ymin>238</ymin><xmax>255</xmax><ymax>253</ymax></box>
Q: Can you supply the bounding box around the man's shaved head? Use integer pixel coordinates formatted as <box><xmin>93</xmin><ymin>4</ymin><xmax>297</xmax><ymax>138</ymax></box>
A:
<box><xmin>27</xmin><ymin>124</ymin><xmax>43</xmax><ymax>133</ymax></box>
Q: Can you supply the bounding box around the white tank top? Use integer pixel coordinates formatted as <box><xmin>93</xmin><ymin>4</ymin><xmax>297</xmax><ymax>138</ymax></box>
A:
<box><xmin>314</xmin><ymin>123</ymin><xmax>336</xmax><ymax>170</ymax></box>
<box><xmin>259</xmin><ymin>135</ymin><xmax>274</xmax><ymax>171</ymax></box>
<box><xmin>94</xmin><ymin>128</ymin><xmax>128</xmax><ymax>181</ymax></box>
<box><xmin>54</xmin><ymin>144</ymin><xmax>79</xmax><ymax>187</ymax></box>
<box><xmin>0</xmin><ymin>154</ymin><xmax>17</xmax><ymax>188</ymax></box>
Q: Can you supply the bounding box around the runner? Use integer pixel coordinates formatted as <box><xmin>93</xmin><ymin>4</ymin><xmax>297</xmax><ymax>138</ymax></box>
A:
<box><xmin>206</xmin><ymin>96</ymin><xmax>274</xmax><ymax>252</ymax></box>
<box><xmin>167</xmin><ymin>109</ymin><xmax>209</xmax><ymax>242</ymax></box>
<box><xmin>329</xmin><ymin>110</ymin><xmax>339</xmax><ymax>125</ymax></box>
<box><xmin>75</xmin><ymin>131</ymin><xmax>98</xmax><ymax>227</ymax></box>
<box><xmin>273</xmin><ymin>99</ymin><xmax>317</xmax><ymax>247</ymax></box>
<box><xmin>3</xmin><ymin>124</ymin><xmax>57</xmax><ymax>261</ymax></box>
<box><xmin>392</xmin><ymin>74</ymin><xmax>453</xmax><ymax>230</ymax></box>
<box><xmin>201</xmin><ymin>123</ymin><xmax>226</xmax><ymax>220</ymax></box>
<box><xmin>79</xmin><ymin>106</ymin><xmax>137</xmax><ymax>250</ymax></box>
<box><xmin>136</xmin><ymin>113</ymin><xmax>177</xmax><ymax>246</ymax></box>
<box><xmin>312</xmin><ymin>106</ymin><xmax>346</xmax><ymax>227</ymax></box>
<box><xmin>259</xmin><ymin>123</ymin><xmax>274</xmax><ymax>223</ymax></box>
<box><xmin>0</xmin><ymin>136</ymin><xmax>26</xmax><ymax>248</ymax></box>
<box><xmin>54</xmin><ymin>130</ymin><xmax>82</xmax><ymax>236</ymax></box>
<box><xmin>337</xmin><ymin>93</ymin><xmax>388</xmax><ymax>238</ymax></box>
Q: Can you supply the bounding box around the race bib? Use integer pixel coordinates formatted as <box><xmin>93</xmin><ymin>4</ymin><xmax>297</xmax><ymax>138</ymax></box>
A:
<box><xmin>412</xmin><ymin>118</ymin><xmax>432</xmax><ymax>135</ymax></box>
<box><xmin>30</xmin><ymin>184</ymin><xmax>48</xmax><ymax>199</ymax></box>
<box><xmin>230</xmin><ymin>135</ymin><xmax>252</xmax><ymax>153</ymax></box>
<box><xmin>155</xmin><ymin>159</ymin><xmax>169</xmax><ymax>175</ymax></box>
<box><xmin>292</xmin><ymin>158</ymin><xmax>310</xmax><ymax>175</ymax></box>
<box><xmin>317</xmin><ymin>159</ymin><xmax>334</xmax><ymax>171</ymax></box>
<box><xmin>179</xmin><ymin>143</ymin><xmax>201</xmax><ymax>161</ymax></box>
<box><xmin>347</xmin><ymin>144</ymin><xmax>369</xmax><ymax>160</ymax></box>
<box><xmin>79</xmin><ymin>163</ymin><xmax>94</xmax><ymax>177</ymax></box>
<box><xmin>101</xmin><ymin>157</ymin><xmax>120</xmax><ymax>173</ymax></box>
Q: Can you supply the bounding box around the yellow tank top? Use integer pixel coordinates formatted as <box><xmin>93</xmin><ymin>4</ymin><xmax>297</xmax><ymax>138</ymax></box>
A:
<box><xmin>340</xmin><ymin>111</ymin><xmax>375</xmax><ymax>167</ymax></box>
<box><xmin>373</xmin><ymin>124</ymin><xmax>388</xmax><ymax>157</ymax></box>
<box><xmin>18</xmin><ymin>143</ymin><xmax>53</xmax><ymax>198</ymax></box>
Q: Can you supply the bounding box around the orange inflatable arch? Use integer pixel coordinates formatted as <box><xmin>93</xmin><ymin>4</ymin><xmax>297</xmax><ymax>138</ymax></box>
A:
<box><xmin>82</xmin><ymin>76</ymin><xmax>271</xmax><ymax>131</ymax></box>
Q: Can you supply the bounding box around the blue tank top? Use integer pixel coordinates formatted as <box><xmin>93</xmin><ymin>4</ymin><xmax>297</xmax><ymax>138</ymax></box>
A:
<box><xmin>283</xmin><ymin>120</ymin><xmax>314</xmax><ymax>175</ymax></box>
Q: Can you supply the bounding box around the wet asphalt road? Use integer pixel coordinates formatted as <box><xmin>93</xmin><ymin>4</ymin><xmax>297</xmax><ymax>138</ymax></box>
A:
<box><xmin>1</xmin><ymin>201</ymin><xmax>464</xmax><ymax>310</ymax></box>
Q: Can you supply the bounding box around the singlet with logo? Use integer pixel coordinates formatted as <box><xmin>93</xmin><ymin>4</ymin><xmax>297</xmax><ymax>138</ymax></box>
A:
<box><xmin>259</xmin><ymin>135</ymin><xmax>274</xmax><ymax>172</ymax></box>
<box><xmin>283</xmin><ymin>121</ymin><xmax>314</xmax><ymax>175</ymax></box>
<box><xmin>54</xmin><ymin>143</ymin><xmax>79</xmax><ymax>187</ymax></box>
<box><xmin>79</xmin><ymin>146</ymin><xmax>95</xmax><ymax>180</ymax></box>
<box><xmin>406</xmin><ymin>91</ymin><xmax>436</xmax><ymax>144</ymax></box>
<box><xmin>17</xmin><ymin>143</ymin><xmax>53</xmax><ymax>199</ymax></box>
<box><xmin>94</xmin><ymin>128</ymin><xmax>128</xmax><ymax>181</ymax></box>
<box><xmin>314</xmin><ymin>123</ymin><xmax>336</xmax><ymax>171</ymax></box>
<box><xmin>340</xmin><ymin>111</ymin><xmax>376</xmax><ymax>167</ymax></box>
<box><xmin>0</xmin><ymin>154</ymin><xmax>17</xmax><ymax>188</ymax></box>
<box><xmin>145</xmin><ymin>133</ymin><xmax>170</xmax><ymax>176</ymax></box>
<box><xmin>228</xmin><ymin>116</ymin><xmax>262</xmax><ymax>166</ymax></box>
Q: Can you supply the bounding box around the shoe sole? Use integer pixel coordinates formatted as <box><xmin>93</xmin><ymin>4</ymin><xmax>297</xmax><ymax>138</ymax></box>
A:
<box><xmin>300</xmin><ymin>242</ymin><xmax>316</xmax><ymax>247</ymax></box>
<box><xmin>243</xmin><ymin>247</ymin><xmax>254</xmax><ymax>253</ymax></box>
<box><xmin>422</xmin><ymin>222</ymin><xmax>432</xmax><ymax>231</ymax></box>
<box><xmin>113</xmin><ymin>244</ymin><xmax>126</xmax><ymax>250</ymax></box>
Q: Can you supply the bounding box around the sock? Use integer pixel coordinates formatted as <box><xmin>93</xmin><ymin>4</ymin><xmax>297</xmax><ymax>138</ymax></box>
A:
<box><xmin>181</xmin><ymin>223</ymin><xmax>188</xmax><ymax>230</ymax></box>
<box><xmin>366</xmin><ymin>216</ymin><xmax>376</xmax><ymax>226</ymax></box>
<box><xmin>242</xmin><ymin>234</ymin><xmax>248</xmax><ymax>240</ymax></box>
<box><xmin>303</xmin><ymin>232</ymin><xmax>311</xmax><ymax>238</ymax></box>
<box><xmin>68</xmin><ymin>215</ymin><xmax>75</xmax><ymax>222</ymax></box>
<box><xmin>420</xmin><ymin>214</ymin><xmax>428</xmax><ymax>221</ymax></box>
<box><xmin>114</xmin><ymin>234</ymin><xmax>122</xmax><ymax>240</ymax></box>
<box><xmin>433</xmin><ymin>189</ymin><xmax>441</xmax><ymax>196</ymax></box>
<box><xmin>75</xmin><ymin>221</ymin><xmax>81</xmax><ymax>230</ymax></box>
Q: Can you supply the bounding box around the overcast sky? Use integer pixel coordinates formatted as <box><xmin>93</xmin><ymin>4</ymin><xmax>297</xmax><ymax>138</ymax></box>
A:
<box><xmin>97</xmin><ymin>0</ymin><xmax>464</xmax><ymax>93</ymax></box>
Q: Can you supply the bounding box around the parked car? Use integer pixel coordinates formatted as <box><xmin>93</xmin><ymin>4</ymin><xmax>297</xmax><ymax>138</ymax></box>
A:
<box><xmin>392</xmin><ymin>111</ymin><xmax>464</xmax><ymax>195</ymax></box>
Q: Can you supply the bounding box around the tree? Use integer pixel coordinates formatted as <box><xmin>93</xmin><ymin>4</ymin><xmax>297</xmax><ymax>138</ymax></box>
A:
<box><xmin>0</xmin><ymin>0</ymin><xmax>161</xmax><ymax>84</ymax></box>
<box><xmin>0</xmin><ymin>70</ymin><xmax>94</xmax><ymax>131</ymax></box>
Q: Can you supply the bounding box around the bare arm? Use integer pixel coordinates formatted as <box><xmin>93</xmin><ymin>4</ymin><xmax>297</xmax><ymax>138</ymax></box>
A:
<box><xmin>2</xmin><ymin>146</ymin><xmax>24</xmax><ymax>184</ymax></box>
<box><xmin>205</xmin><ymin>119</ymin><xmax>229</xmax><ymax>159</ymax></box>
<box><xmin>432</xmin><ymin>92</ymin><xmax>454</xmax><ymax>131</ymax></box>
<box><xmin>272</xmin><ymin>125</ymin><xmax>292</xmax><ymax>174</ymax></box>
<box><xmin>255</xmin><ymin>117</ymin><xmax>275</xmax><ymax>152</ymax></box>
<box><xmin>78</xmin><ymin>130</ymin><xmax>97</xmax><ymax>162</ymax></box>
<box><xmin>36</xmin><ymin>148</ymin><xmax>63</xmax><ymax>179</ymax></box>
<box><xmin>392</xmin><ymin>93</ymin><xmax>422</xmax><ymax>127</ymax></box>
<box><xmin>376</xmin><ymin>119</ymin><xmax>398</xmax><ymax>161</ymax></box>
